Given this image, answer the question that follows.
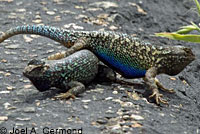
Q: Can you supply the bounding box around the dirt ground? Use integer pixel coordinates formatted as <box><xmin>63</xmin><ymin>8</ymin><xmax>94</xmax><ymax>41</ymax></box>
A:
<box><xmin>0</xmin><ymin>0</ymin><xmax>200</xmax><ymax>134</ymax></box>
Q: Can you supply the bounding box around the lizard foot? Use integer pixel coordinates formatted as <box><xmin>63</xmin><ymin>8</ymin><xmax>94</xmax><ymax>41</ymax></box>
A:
<box><xmin>55</xmin><ymin>92</ymin><xmax>76</xmax><ymax>100</ymax></box>
<box><xmin>155</xmin><ymin>78</ymin><xmax>175</xmax><ymax>93</ymax></box>
<box><xmin>149</xmin><ymin>88</ymin><xmax>168</xmax><ymax>105</ymax></box>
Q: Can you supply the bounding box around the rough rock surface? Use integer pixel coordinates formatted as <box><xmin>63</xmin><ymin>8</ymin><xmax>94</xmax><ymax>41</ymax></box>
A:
<box><xmin>0</xmin><ymin>0</ymin><xmax>199</xmax><ymax>134</ymax></box>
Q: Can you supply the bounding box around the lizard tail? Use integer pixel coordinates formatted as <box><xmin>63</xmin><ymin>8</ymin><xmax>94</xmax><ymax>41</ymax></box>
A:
<box><xmin>0</xmin><ymin>25</ymin><xmax>74</xmax><ymax>47</ymax></box>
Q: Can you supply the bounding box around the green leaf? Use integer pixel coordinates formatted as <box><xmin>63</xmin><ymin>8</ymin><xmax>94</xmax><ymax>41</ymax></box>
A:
<box><xmin>155</xmin><ymin>32</ymin><xmax>200</xmax><ymax>43</ymax></box>
<box><xmin>176</xmin><ymin>24</ymin><xmax>198</xmax><ymax>34</ymax></box>
<box><xmin>176</xmin><ymin>28</ymin><xmax>195</xmax><ymax>34</ymax></box>
<box><xmin>190</xmin><ymin>21</ymin><xmax>200</xmax><ymax>31</ymax></box>
<box><xmin>180</xmin><ymin>25</ymin><xmax>197</xmax><ymax>30</ymax></box>
<box><xmin>194</xmin><ymin>0</ymin><xmax>200</xmax><ymax>15</ymax></box>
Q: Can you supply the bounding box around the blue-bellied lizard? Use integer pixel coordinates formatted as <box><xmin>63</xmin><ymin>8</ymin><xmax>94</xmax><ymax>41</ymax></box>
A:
<box><xmin>23</xmin><ymin>49</ymin><xmax>116</xmax><ymax>99</ymax></box>
<box><xmin>0</xmin><ymin>25</ymin><xmax>195</xmax><ymax>104</ymax></box>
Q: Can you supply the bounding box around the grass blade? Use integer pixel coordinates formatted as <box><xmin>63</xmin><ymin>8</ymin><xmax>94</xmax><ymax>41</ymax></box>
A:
<box><xmin>194</xmin><ymin>0</ymin><xmax>200</xmax><ymax>15</ymax></box>
<box><xmin>155</xmin><ymin>32</ymin><xmax>200</xmax><ymax>43</ymax></box>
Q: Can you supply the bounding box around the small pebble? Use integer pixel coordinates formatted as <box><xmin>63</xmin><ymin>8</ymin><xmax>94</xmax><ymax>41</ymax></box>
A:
<box><xmin>81</xmin><ymin>99</ymin><xmax>91</xmax><ymax>103</ymax></box>
<box><xmin>105</xmin><ymin>97</ymin><xmax>113</xmax><ymax>100</ymax></box>
<box><xmin>112</xmin><ymin>90</ymin><xmax>118</xmax><ymax>94</ymax></box>
<box><xmin>96</xmin><ymin>118</ymin><xmax>108</xmax><ymax>124</ymax></box>
<box><xmin>23</xmin><ymin>107</ymin><xmax>36</xmax><ymax>113</ymax></box>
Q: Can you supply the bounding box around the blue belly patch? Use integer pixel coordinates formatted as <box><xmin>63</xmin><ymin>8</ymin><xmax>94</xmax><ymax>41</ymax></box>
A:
<box><xmin>97</xmin><ymin>51</ymin><xmax>146</xmax><ymax>78</ymax></box>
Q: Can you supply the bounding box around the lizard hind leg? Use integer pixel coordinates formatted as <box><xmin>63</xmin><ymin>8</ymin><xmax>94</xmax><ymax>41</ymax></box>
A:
<box><xmin>48</xmin><ymin>51</ymin><xmax>66</xmax><ymax>60</ymax></box>
<box><xmin>55</xmin><ymin>81</ymin><xmax>85</xmax><ymax>99</ymax></box>
<box><xmin>48</xmin><ymin>37</ymin><xmax>89</xmax><ymax>60</ymax></box>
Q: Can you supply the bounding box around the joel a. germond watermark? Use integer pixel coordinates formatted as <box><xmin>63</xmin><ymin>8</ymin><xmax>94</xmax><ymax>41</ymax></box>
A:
<box><xmin>0</xmin><ymin>127</ymin><xmax>83</xmax><ymax>134</ymax></box>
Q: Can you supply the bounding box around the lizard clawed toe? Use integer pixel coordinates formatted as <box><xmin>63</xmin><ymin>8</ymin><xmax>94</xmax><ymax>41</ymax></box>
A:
<box><xmin>155</xmin><ymin>78</ymin><xmax>175</xmax><ymax>93</ymax></box>
<box><xmin>55</xmin><ymin>92</ymin><xmax>76</xmax><ymax>100</ymax></box>
<box><xmin>163</xmin><ymin>88</ymin><xmax>175</xmax><ymax>93</ymax></box>
<box><xmin>149</xmin><ymin>89</ymin><xmax>168</xmax><ymax>105</ymax></box>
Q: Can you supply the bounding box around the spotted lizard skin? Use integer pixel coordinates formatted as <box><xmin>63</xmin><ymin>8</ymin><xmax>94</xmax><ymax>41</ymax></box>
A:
<box><xmin>23</xmin><ymin>50</ymin><xmax>101</xmax><ymax>98</ymax></box>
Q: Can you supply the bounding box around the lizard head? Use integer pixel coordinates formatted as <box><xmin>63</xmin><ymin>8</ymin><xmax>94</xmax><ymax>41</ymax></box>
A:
<box><xmin>23</xmin><ymin>59</ymin><xmax>52</xmax><ymax>91</ymax></box>
<box><xmin>155</xmin><ymin>46</ymin><xmax>195</xmax><ymax>75</ymax></box>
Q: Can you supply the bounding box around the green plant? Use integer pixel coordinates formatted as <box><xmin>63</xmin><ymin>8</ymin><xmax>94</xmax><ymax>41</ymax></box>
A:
<box><xmin>155</xmin><ymin>0</ymin><xmax>200</xmax><ymax>43</ymax></box>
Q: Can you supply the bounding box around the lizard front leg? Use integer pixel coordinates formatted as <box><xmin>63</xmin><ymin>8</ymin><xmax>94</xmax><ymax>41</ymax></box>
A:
<box><xmin>55</xmin><ymin>81</ymin><xmax>85</xmax><ymax>99</ymax></box>
<box><xmin>144</xmin><ymin>67</ymin><xmax>168</xmax><ymax>105</ymax></box>
<box><xmin>48</xmin><ymin>37</ymin><xmax>88</xmax><ymax>60</ymax></box>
